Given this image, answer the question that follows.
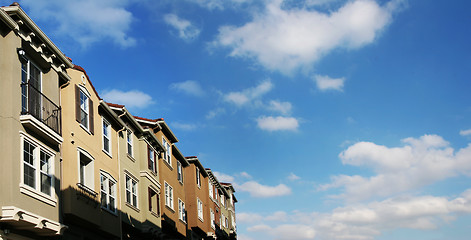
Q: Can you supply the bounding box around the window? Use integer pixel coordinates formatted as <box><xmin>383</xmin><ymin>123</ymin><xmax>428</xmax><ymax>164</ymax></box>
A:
<box><xmin>125</xmin><ymin>175</ymin><xmax>138</xmax><ymax>208</ymax></box>
<box><xmin>102</xmin><ymin>118</ymin><xmax>111</xmax><ymax>154</ymax></box>
<box><xmin>214</xmin><ymin>187</ymin><xmax>218</xmax><ymax>201</ymax></box>
<box><xmin>221</xmin><ymin>194</ymin><xmax>225</xmax><ymax>207</ymax></box>
<box><xmin>197</xmin><ymin>198</ymin><xmax>203</xmax><ymax>221</ymax></box>
<box><xmin>75</xmin><ymin>86</ymin><xmax>94</xmax><ymax>134</ymax></box>
<box><xmin>178</xmin><ymin>199</ymin><xmax>186</xmax><ymax>222</ymax></box>
<box><xmin>221</xmin><ymin>213</ymin><xmax>226</xmax><ymax>228</ymax></box>
<box><xmin>231</xmin><ymin>214</ymin><xmax>236</xmax><ymax>228</ymax></box>
<box><xmin>21</xmin><ymin>57</ymin><xmax>41</xmax><ymax>115</ymax></box>
<box><xmin>148</xmin><ymin>145</ymin><xmax>156</xmax><ymax>173</ymax></box>
<box><xmin>196</xmin><ymin>167</ymin><xmax>201</xmax><ymax>187</ymax></box>
<box><xmin>163</xmin><ymin>138</ymin><xmax>171</xmax><ymax>166</ymax></box>
<box><xmin>149</xmin><ymin>188</ymin><xmax>160</xmax><ymax>215</ymax></box>
<box><xmin>164</xmin><ymin>182</ymin><xmax>174</xmax><ymax>209</ymax></box>
<box><xmin>210</xmin><ymin>209</ymin><xmax>215</xmax><ymax>229</ymax></box>
<box><xmin>127</xmin><ymin>129</ymin><xmax>133</xmax><ymax>157</ymax></box>
<box><xmin>100</xmin><ymin>172</ymin><xmax>116</xmax><ymax>213</ymax></box>
<box><xmin>225</xmin><ymin>216</ymin><xmax>228</xmax><ymax>228</ymax></box>
<box><xmin>208</xmin><ymin>180</ymin><xmax>213</xmax><ymax>198</ymax></box>
<box><xmin>177</xmin><ymin>161</ymin><xmax>183</xmax><ymax>183</ymax></box>
<box><xmin>21</xmin><ymin>136</ymin><xmax>54</xmax><ymax>197</ymax></box>
<box><xmin>78</xmin><ymin>149</ymin><xmax>94</xmax><ymax>190</ymax></box>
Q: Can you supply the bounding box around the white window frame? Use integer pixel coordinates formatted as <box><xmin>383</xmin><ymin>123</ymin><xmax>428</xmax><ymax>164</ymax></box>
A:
<box><xmin>163</xmin><ymin>138</ymin><xmax>171</xmax><ymax>166</ymax></box>
<box><xmin>221</xmin><ymin>194</ymin><xmax>225</xmax><ymax>207</ymax></box>
<box><xmin>125</xmin><ymin>173</ymin><xmax>138</xmax><ymax>208</ymax></box>
<box><xmin>100</xmin><ymin>171</ymin><xmax>117</xmax><ymax>214</ymax></box>
<box><xmin>178</xmin><ymin>198</ymin><xmax>186</xmax><ymax>223</ymax></box>
<box><xmin>102</xmin><ymin>117</ymin><xmax>111</xmax><ymax>155</ymax></box>
<box><xmin>21</xmin><ymin>57</ymin><xmax>42</xmax><ymax>114</ymax></box>
<box><xmin>197</xmin><ymin>198</ymin><xmax>203</xmax><ymax>221</ymax></box>
<box><xmin>208</xmin><ymin>180</ymin><xmax>213</xmax><ymax>198</ymax></box>
<box><xmin>127</xmin><ymin>129</ymin><xmax>133</xmax><ymax>157</ymax></box>
<box><xmin>148</xmin><ymin>146</ymin><xmax>156</xmax><ymax>173</ymax></box>
<box><xmin>77</xmin><ymin>147</ymin><xmax>95</xmax><ymax>191</ymax></box>
<box><xmin>164</xmin><ymin>182</ymin><xmax>174</xmax><ymax>210</ymax></box>
<box><xmin>196</xmin><ymin>167</ymin><xmax>201</xmax><ymax>187</ymax></box>
<box><xmin>210</xmin><ymin>208</ymin><xmax>215</xmax><ymax>229</ymax></box>
<box><xmin>19</xmin><ymin>133</ymin><xmax>56</xmax><ymax>206</ymax></box>
<box><xmin>221</xmin><ymin>213</ymin><xmax>226</xmax><ymax>228</ymax></box>
<box><xmin>177</xmin><ymin>161</ymin><xmax>183</xmax><ymax>183</ymax></box>
<box><xmin>79</xmin><ymin>89</ymin><xmax>90</xmax><ymax>130</ymax></box>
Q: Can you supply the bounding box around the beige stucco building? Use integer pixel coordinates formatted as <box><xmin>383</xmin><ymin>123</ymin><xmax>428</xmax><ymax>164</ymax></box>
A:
<box><xmin>0</xmin><ymin>3</ymin><xmax>72</xmax><ymax>239</ymax></box>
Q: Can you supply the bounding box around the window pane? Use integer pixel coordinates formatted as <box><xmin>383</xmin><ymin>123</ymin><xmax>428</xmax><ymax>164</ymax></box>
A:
<box><xmin>41</xmin><ymin>173</ymin><xmax>51</xmax><ymax>195</ymax></box>
<box><xmin>24</xmin><ymin>164</ymin><xmax>35</xmax><ymax>188</ymax></box>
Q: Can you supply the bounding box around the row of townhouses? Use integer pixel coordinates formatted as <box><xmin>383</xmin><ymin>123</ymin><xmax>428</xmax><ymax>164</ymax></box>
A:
<box><xmin>0</xmin><ymin>3</ymin><xmax>237</xmax><ymax>240</ymax></box>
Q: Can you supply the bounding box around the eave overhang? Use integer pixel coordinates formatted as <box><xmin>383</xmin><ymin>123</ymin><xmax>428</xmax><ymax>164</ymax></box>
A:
<box><xmin>1</xmin><ymin>4</ymin><xmax>73</xmax><ymax>80</ymax></box>
<box><xmin>0</xmin><ymin>206</ymin><xmax>67</xmax><ymax>236</ymax></box>
<box><xmin>157</xmin><ymin>120</ymin><xmax>178</xmax><ymax>143</ymax></box>
<box><xmin>172</xmin><ymin>145</ymin><xmax>189</xmax><ymax>166</ymax></box>
<box><xmin>186</xmin><ymin>157</ymin><xmax>208</xmax><ymax>178</ymax></box>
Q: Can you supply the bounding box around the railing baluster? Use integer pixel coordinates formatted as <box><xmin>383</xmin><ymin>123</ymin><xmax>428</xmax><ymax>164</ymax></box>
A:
<box><xmin>21</xmin><ymin>83</ymin><xmax>62</xmax><ymax>135</ymax></box>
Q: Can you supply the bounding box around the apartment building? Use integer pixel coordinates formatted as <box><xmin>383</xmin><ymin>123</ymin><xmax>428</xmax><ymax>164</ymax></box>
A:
<box><xmin>184</xmin><ymin>157</ymin><xmax>211</xmax><ymax>240</ymax></box>
<box><xmin>0</xmin><ymin>3</ymin><xmax>72</xmax><ymax>239</ymax></box>
<box><xmin>221</xmin><ymin>183</ymin><xmax>237</xmax><ymax>240</ymax></box>
<box><xmin>0</xmin><ymin>3</ymin><xmax>237</xmax><ymax>240</ymax></box>
<box><xmin>134</xmin><ymin>117</ymin><xmax>191</xmax><ymax>240</ymax></box>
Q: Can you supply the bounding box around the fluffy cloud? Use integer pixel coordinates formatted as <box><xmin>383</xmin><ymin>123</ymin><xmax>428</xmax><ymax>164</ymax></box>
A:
<box><xmin>213</xmin><ymin>171</ymin><xmax>235</xmax><ymax>183</ymax></box>
<box><xmin>287</xmin><ymin>172</ymin><xmax>301</xmax><ymax>181</ymax></box>
<box><xmin>236</xmin><ymin>181</ymin><xmax>292</xmax><ymax>198</ymax></box>
<box><xmin>460</xmin><ymin>129</ymin><xmax>471</xmax><ymax>136</ymax></box>
<box><xmin>320</xmin><ymin>135</ymin><xmax>471</xmax><ymax>201</ymax></box>
<box><xmin>163</xmin><ymin>14</ymin><xmax>201</xmax><ymax>41</ymax></box>
<box><xmin>214</xmin><ymin>0</ymin><xmax>400</xmax><ymax>74</ymax></box>
<box><xmin>267</xmin><ymin>100</ymin><xmax>292</xmax><ymax>115</ymax></box>
<box><xmin>170</xmin><ymin>80</ymin><xmax>205</xmax><ymax>96</ymax></box>
<box><xmin>313</xmin><ymin>75</ymin><xmax>346</xmax><ymax>91</ymax></box>
<box><xmin>224</xmin><ymin>80</ymin><xmax>273</xmax><ymax>106</ymax></box>
<box><xmin>101</xmin><ymin>89</ymin><xmax>154</xmax><ymax>109</ymax></box>
<box><xmin>256</xmin><ymin>116</ymin><xmax>299</xmax><ymax>131</ymax></box>
<box><xmin>21</xmin><ymin>0</ymin><xmax>136</xmax><ymax>48</ymax></box>
<box><xmin>206</xmin><ymin>107</ymin><xmax>226</xmax><ymax>119</ymax></box>
<box><xmin>242</xmin><ymin>189</ymin><xmax>471</xmax><ymax>240</ymax></box>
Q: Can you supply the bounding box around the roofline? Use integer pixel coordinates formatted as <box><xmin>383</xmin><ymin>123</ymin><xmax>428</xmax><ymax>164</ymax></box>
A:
<box><xmin>0</xmin><ymin>7</ymin><xmax>18</xmax><ymax>30</ymax></box>
<box><xmin>106</xmin><ymin>103</ymin><xmax>146</xmax><ymax>137</ymax></box>
<box><xmin>172</xmin><ymin>145</ymin><xmax>189</xmax><ymax>166</ymax></box>
<box><xmin>1</xmin><ymin>4</ymin><xmax>73</xmax><ymax>69</ymax></box>
<box><xmin>99</xmin><ymin>100</ymin><xmax>126</xmax><ymax>128</ymax></box>
<box><xmin>157</xmin><ymin>120</ymin><xmax>178</xmax><ymax>143</ymax></box>
<box><xmin>73</xmin><ymin>65</ymin><xmax>101</xmax><ymax>100</ymax></box>
<box><xmin>186</xmin><ymin>157</ymin><xmax>208</xmax><ymax>178</ymax></box>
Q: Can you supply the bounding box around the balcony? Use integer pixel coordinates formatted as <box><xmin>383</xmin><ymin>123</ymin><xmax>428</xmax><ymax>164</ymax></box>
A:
<box><xmin>20</xmin><ymin>83</ymin><xmax>63</xmax><ymax>144</ymax></box>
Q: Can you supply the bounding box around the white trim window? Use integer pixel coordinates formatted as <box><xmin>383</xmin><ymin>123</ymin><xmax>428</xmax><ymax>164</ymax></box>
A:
<box><xmin>221</xmin><ymin>194</ymin><xmax>225</xmax><ymax>207</ymax></box>
<box><xmin>20</xmin><ymin>57</ymin><xmax>41</xmax><ymax>113</ymax></box>
<box><xmin>164</xmin><ymin>182</ymin><xmax>174</xmax><ymax>209</ymax></box>
<box><xmin>102</xmin><ymin>118</ymin><xmax>111</xmax><ymax>155</ymax></box>
<box><xmin>148</xmin><ymin>145</ymin><xmax>156</xmax><ymax>173</ymax></box>
<box><xmin>79</xmin><ymin>90</ymin><xmax>89</xmax><ymax>129</ymax></box>
<box><xmin>100</xmin><ymin>172</ymin><xmax>117</xmax><ymax>213</ymax></box>
<box><xmin>21</xmin><ymin>135</ymin><xmax>54</xmax><ymax>197</ymax></box>
<box><xmin>177</xmin><ymin>161</ymin><xmax>183</xmax><ymax>183</ymax></box>
<box><xmin>208</xmin><ymin>180</ymin><xmax>213</xmax><ymax>198</ymax></box>
<box><xmin>127</xmin><ymin>129</ymin><xmax>133</xmax><ymax>157</ymax></box>
<box><xmin>221</xmin><ymin>213</ymin><xmax>226</xmax><ymax>228</ymax></box>
<box><xmin>125</xmin><ymin>174</ymin><xmax>138</xmax><ymax>208</ymax></box>
<box><xmin>178</xmin><ymin>199</ymin><xmax>186</xmax><ymax>222</ymax></box>
<box><xmin>163</xmin><ymin>138</ymin><xmax>171</xmax><ymax>166</ymax></box>
<box><xmin>78</xmin><ymin>149</ymin><xmax>94</xmax><ymax>190</ymax></box>
<box><xmin>197</xmin><ymin>198</ymin><xmax>203</xmax><ymax>221</ymax></box>
<box><xmin>210</xmin><ymin>208</ymin><xmax>215</xmax><ymax>229</ymax></box>
<box><xmin>196</xmin><ymin>167</ymin><xmax>201</xmax><ymax>187</ymax></box>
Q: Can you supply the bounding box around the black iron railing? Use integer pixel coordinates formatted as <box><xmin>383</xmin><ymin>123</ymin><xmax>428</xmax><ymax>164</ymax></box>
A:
<box><xmin>21</xmin><ymin>82</ymin><xmax>62</xmax><ymax>135</ymax></box>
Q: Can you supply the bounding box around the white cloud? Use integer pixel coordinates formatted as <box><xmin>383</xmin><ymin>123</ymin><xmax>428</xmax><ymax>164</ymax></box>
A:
<box><xmin>213</xmin><ymin>171</ymin><xmax>235</xmax><ymax>183</ymax></box>
<box><xmin>101</xmin><ymin>89</ymin><xmax>154</xmax><ymax>109</ymax></box>
<box><xmin>460</xmin><ymin>129</ymin><xmax>471</xmax><ymax>136</ymax></box>
<box><xmin>256</xmin><ymin>116</ymin><xmax>299</xmax><ymax>131</ymax></box>
<box><xmin>237</xmin><ymin>181</ymin><xmax>291</xmax><ymax>198</ymax></box>
<box><xmin>163</xmin><ymin>14</ymin><xmax>200</xmax><ymax>41</ymax></box>
<box><xmin>224</xmin><ymin>80</ymin><xmax>273</xmax><ymax>106</ymax></box>
<box><xmin>268</xmin><ymin>100</ymin><xmax>292</xmax><ymax>115</ymax></box>
<box><xmin>206</xmin><ymin>107</ymin><xmax>226</xmax><ymax>119</ymax></box>
<box><xmin>237</xmin><ymin>212</ymin><xmax>263</xmax><ymax>224</ymax></box>
<box><xmin>214</xmin><ymin>0</ymin><xmax>399</xmax><ymax>74</ymax></box>
<box><xmin>313</xmin><ymin>75</ymin><xmax>346</xmax><ymax>91</ymax></box>
<box><xmin>187</xmin><ymin>0</ymin><xmax>251</xmax><ymax>10</ymax></box>
<box><xmin>288</xmin><ymin>172</ymin><xmax>301</xmax><ymax>181</ymax></box>
<box><xmin>320</xmin><ymin>134</ymin><xmax>471</xmax><ymax>201</ymax></box>
<box><xmin>170</xmin><ymin>80</ymin><xmax>205</xmax><ymax>96</ymax></box>
<box><xmin>241</xmin><ymin>189</ymin><xmax>471</xmax><ymax>240</ymax></box>
<box><xmin>172</xmin><ymin>122</ymin><xmax>198</xmax><ymax>131</ymax></box>
<box><xmin>21</xmin><ymin>0</ymin><xmax>136</xmax><ymax>48</ymax></box>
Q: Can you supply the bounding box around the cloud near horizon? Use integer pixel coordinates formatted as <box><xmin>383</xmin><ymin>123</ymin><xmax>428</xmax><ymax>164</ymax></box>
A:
<box><xmin>101</xmin><ymin>89</ymin><xmax>154</xmax><ymax>109</ymax></box>
<box><xmin>213</xmin><ymin>0</ymin><xmax>400</xmax><ymax>74</ymax></box>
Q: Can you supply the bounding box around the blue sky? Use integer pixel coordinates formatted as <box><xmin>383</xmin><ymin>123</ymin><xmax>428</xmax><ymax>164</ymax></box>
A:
<box><xmin>15</xmin><ymin>0</ymin><xmax>471</xmax><ymax>239</ymax></box>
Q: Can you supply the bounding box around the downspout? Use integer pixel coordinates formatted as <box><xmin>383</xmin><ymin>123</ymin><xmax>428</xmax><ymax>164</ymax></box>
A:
<box><xmin>116</xmin><ymin>113</ymin><xmax>126</xmax><ymax>240</ymax></box>
<box><xmin>58</xmin><ymin>80</ymin><xmax>69</xmax><ymax>225</ymax></box>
